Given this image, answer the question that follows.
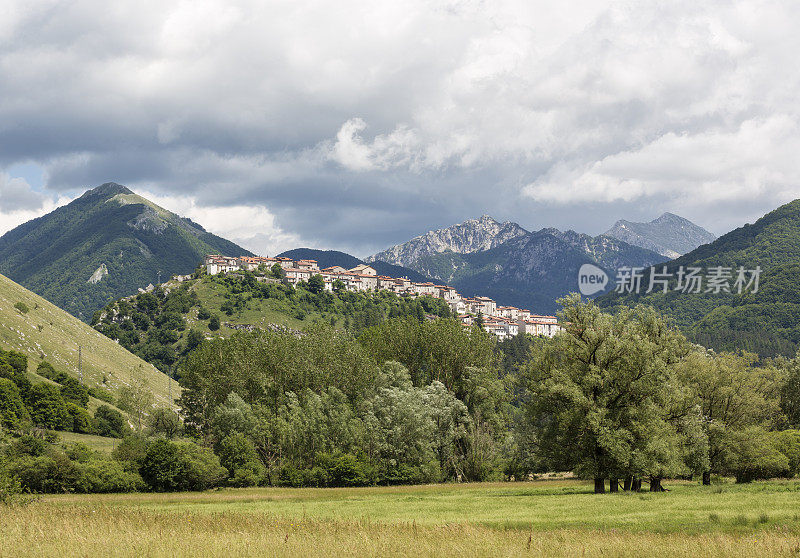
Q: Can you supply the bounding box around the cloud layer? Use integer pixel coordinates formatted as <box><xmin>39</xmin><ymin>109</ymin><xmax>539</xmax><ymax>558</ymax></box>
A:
<box><xmin>2</xmin><ymin>1</ymin><xmax>800</xmax><ymax>255</ymax></box>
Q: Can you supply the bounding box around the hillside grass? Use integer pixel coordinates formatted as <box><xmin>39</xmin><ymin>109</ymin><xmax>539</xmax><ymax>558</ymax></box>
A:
<box><xmin>0</xmin><ymin>272</ymin><xmax>178</xmax><ymax>407</ymax></box>
<box><xmin>4</xmin><ymin>479</ymin><xmax>800</xmax><ymax>557</ymax></box>
<box><xmin>55</xmin><ymin>431</ymin><xmax>122</xmax><ymax>453</ymax></box>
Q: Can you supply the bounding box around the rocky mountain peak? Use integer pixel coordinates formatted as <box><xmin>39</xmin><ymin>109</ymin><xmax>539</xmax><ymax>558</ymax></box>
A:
<box><xmin>366</xmin><ymin>215</ymin><xmax>528</xmax><ymax>268</ymax></box>
<box><xmin>604</xmin><ymin>213</ymin><xmax>715</xmax><ymax>258</ymax></box>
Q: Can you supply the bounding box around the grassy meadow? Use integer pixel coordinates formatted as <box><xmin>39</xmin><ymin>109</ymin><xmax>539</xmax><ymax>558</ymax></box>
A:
<box><xmin>4</xmin><ymin>479</ymin><xmax>800</xmax><ymax>557</ymax></box>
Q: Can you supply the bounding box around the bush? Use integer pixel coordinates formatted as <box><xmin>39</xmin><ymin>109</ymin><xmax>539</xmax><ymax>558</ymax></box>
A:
<box><xmin>26</xmin><ymin>383</ymin><xmax>71</xmax><ymax>430</ymax></box>
<box><xmin>197</xmin><ymin>307</ymin><xmax>211</xmax><ymax>321</ymax></box>
<box><xmin>139</xmin><ymin>439</ymin><xmax>184</xmax><ymax>491</ymax></box>
<box><xmin>112</xmin><ymin>436</ymin><xmax>148</xmax><ymax>473</ymax></box>
<box><xmin>14</xmin><ymin>302</ymin><xmax>29</xmax><ymax>314</ymax></box>
<box><xmin>67</xmin><ymin>403</ymin><xmax>94</xmax><ymax>434</ymax></box>
<box><xmin>139</xmin><ymin>439</ymin><xmax>225</xmax><ymax>492</ymax></box>
<box><xmin>208</xmin><ymin>315</ymin><xmax>220</xmax><ymax>331</ymax></box>
<box><xmin>94</xmin><ymin>405</ymin><xmax>127</xmax><ymax>438</ymax></box>
<box><xmin>0</xmin><ymin>470</ymin><xmax>33</xmax><ymax>506</ymax></box>
<box><xmin>316</xmin><ymin>453</ymin><xmax>371</xmax><ymax>487</ymax></box>
<box><xmin>60</xmin><ymin>376</ymin><xmax>90</xmax><ymax>408</ymax></box>
<box><xmin>216</xmin><ymin>433</ymin><xmax>264</xmax><ymax>487</ymax></box>
<box><xmin>176</xmin><ymin>442</ymin><xmax>226</xmax><ymax>491</ymax></box>
<box><xmin>0</xmin><ymin>378</ymin><xmax>30</xmax><ymax>430</ymax></box>
<box><xmin>76</xmin><ymin>458</ymin><xmax>144</xmax><ymax>493</ymax></box>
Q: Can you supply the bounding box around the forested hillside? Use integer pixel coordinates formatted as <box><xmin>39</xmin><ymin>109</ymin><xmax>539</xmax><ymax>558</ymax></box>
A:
<box><xmin>0</xmin><ymin>183</ymin><xmax>250</xmax><ymax>321</ymax></box>
<box><xmin>92</xmin><ymin>268</ymin><xmax>453</xmax><ymax>373</ymax></box>
<box><xmin>598</xmin><ymin>198</ymin><xmax>800</xmax><ymax>357</ymax></box>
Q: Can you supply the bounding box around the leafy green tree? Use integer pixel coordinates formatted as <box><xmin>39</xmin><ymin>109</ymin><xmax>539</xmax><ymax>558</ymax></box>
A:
<box><xmin>94</xmin><ymin>405</ymin><xmax>127</xmax><ymax>438</ymax></box>
<box><xmin>719</xmin><ymin>426</ymin><xmax>790</xmax><ymax>483</ymax></box>
<box><xmin>308</xmin><ymin>274</ymin><xmax>325</xmax><ymax>295</ymax></box>
<box><xmin>27</xmin><ymin>383</ymin><xmax>71</xmax><ymax>430</ymax></box>
<box><xmin>146</xmin><ymin>408</ymin><xmax>183</xmax><ymax>439</ymax></box>
<box><xmin>676</xmin><ymin>350</ymin><xmax>784</xmax><ymax>484</ymax></box>
<box><xmin>117</xmin><ymin>378</ymin><xmax>154</xmax><ymax>432</ymax></box>
<box><xmin>59</xmin><ymin>376</ymin><xmax>90</xmax><ymax>408</ymax></box>
<box><xmin>423</xmin><ymin>380</ymin><xmax>470</xmax><ymax>480</ymax></box>
<box><xmin>175</xmin><ymin>442</ymin><xmax>226</xmax><ymax>491</ymax></box>
<box><xmin>521</xmin><ymin>294</ymin><xmax>697</xmax><ymax>493</ymax></box>
<box><xmin>780</xmin><ymin>351</ymin><xmax>800</xmax><ymax>428</ymax></box>
<box><xmin>139</xmin><ymin>439</ymin><xmax>184</xmax><ymax>491</ymax></box>
<box><xmin>67</xmin><ymin>403</ymin><xmax>94</xmax><ymax>433</ymax></box>
<box><xmin>217</xmin><ymin>432</ymin><xmax>265</xmax><ymax>486</ymax></box>
<box><xmin>208</xmin><ymin>314</ymin><xmax>221</xmax><ymax>331</ymax></box>
<box><xmin>185</xmin><ymin>329</ymin><xmax>204</xmax><ymax>352</ymax></box>
<box><xmin>0</xmin><ymin>378</ymin><xmax>30</xmax><ymax>430</ymax></box>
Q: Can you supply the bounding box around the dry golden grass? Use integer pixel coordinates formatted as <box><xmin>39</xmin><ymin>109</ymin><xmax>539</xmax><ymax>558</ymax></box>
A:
<box><xmin>2</xmin><ymin>504</ymin><xmax>800</xmax><ymax>557</ymax></box>
<box><xmin>4</xmin><ymin>480</ymin><xmax>800</xmax><ymax>557</ymax></box>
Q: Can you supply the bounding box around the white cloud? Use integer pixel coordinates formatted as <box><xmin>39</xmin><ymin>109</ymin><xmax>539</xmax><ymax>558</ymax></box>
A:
<box><xmin>138</xmin><ymin>191</ymin><xmax>304</xmax><ymax>256</ymax></box>
<box><xmin>0</xmin><ymin>173</ymin><xmax>72</xmax><ymax>235</ymax></box>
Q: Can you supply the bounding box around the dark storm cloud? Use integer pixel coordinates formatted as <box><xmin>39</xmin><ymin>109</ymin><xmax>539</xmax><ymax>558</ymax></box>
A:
<box><xmin>2</xmin><ymin>1</ymin><xmax>800</xmax><ymax>256</ymax></box>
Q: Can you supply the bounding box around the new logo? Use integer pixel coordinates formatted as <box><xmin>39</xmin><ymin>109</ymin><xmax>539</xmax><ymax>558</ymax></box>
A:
<box><xmin>577</xmin><ymin>263</ymin><xmax>608</xmax><ymax>296</ymax></box>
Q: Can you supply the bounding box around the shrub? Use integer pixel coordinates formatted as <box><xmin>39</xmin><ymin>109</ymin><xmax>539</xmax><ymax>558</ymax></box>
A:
<box><xmin>112</xmin><ymin>436</ymin><xmax>148</xmax><ymax>473</ymax></box>
<box><xmin>208</xmin><ymin>315</ymin><xmax>220</xmax><ymax>331</ymax></box>
<box><xmin>0</xmin><ymin>378</ymin><xmax>30</xmax><ymax>430</ymax></box>
<box><xmin>139</xmin><ymin>439</ymin><xmax>184</xmax><ymax>491</ymax></box>
<box><xmin>14</xmin><ymin>302</ymin><xmax>29</xmax><ymax>314</ymax></box>
<box><xmin>197</xmin><ymin>307</ymin><xmax>211</xmax><ymax>320</ymax></box>
<box><xmin>94</xmin><ymin>405</ymin><xmax>127</xmax><ymax>438</ymax></box>
<box><xmin>60</xmin><ymin>376</ymin><xmax>90</xmax><ymax>408</ymax></box>
<box><xmin>67</xmin><ymin>403</ymin><xmax>94</xmax><ymax>434</ymax></box>
<box><xmin>316</xmin><ymin>453</ymin><xmax>371</xmax><ymax>487</ymax></box>
<box><xmin>76</xmin><ymin>458</ymin><xmax>144</xmax><ymax>493</ymax></box>
<box><xmin>175</xmin><ymin>442</ymin><xmax>226</xmax><ymax>491</ymax></box>
<box><xmin>26</xmin><ymin>383</ymin><xmax>71</xmax><ymax>430</ymax></box>
<box><xmin>216</xmin><ymin>433</ymin><xmax>264</xmax><ymax>486</ymax></box>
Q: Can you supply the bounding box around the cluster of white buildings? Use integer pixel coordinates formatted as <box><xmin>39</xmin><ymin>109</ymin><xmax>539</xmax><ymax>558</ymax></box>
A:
<box><xmin>204</xmin><ymin>255</ymin><xmax>562</xmax><ymax>339</ymax></box>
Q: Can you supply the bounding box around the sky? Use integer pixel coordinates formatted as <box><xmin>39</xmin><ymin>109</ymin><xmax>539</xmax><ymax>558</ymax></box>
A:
<box><xmin>2</xmin><ymin>0</ymin><xmax>800</xmax><ymax>258</ymax></box>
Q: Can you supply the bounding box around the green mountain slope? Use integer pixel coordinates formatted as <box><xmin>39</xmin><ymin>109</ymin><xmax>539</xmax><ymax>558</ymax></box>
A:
<box><xmin>0</xmin><ymin>183</ymin><xmax>252</xmax><ymax>321</ymax></box>
<box><xmin>277</xmin><ymin>248</ymin><xmax>434</xmax><ymax>282</ymax></box>
<box><xmin>0</xmin><ymin>271</ymin><xmax>177</xmax><ymax>406</ymax></box>
<box><xmin>598</xmin><ymin>199</ymin><xmax>800</xmax><ymax>357</ymax></box>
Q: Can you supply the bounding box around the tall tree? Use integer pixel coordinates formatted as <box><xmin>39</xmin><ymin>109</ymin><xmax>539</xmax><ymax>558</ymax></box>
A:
<box><xmin>521</xmin><ymin>294</ymin><xmax>699</xmax><ymax>493</ymax></box>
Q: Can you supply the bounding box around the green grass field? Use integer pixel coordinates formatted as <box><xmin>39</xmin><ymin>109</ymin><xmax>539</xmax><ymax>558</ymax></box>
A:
<box><xmin>4</xmin><ymin>479</ymin><xmax>800</xmax><ymax>557</ymax></box>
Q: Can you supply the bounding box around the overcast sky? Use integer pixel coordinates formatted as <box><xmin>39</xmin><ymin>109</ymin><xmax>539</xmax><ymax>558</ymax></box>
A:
<box><xmin>2</xmin><ymin>1</ymin><xmax>800</xmax><ymax>257</ymax></box>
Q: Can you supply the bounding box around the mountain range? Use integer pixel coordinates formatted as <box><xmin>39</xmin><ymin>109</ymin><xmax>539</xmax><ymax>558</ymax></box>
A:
<box><xmin>365</xmin><ymin>214</ymin><xmax>714</xmax><ymax>313</ymax></box>
<box><xmin>0</xmin><ymin>183</ymin><xmax>251</xmax><ymax>321</ymax></box>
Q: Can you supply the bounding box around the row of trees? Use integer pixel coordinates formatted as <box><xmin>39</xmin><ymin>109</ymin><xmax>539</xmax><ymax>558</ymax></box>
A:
<box><xmin>5</xmin><ymin>295</ymin><xmax>800</xmax><ymax>493</ymax></box>
<box><xmin>517</xmin><ymin>294</ymin><xmax>799</xmax><ymax>491</ymax></box>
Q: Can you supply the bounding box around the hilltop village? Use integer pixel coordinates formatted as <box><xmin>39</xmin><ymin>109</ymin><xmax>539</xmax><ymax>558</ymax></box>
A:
<box><xmin>204</xmin><ymin>255</ymin><xmax>562</xmax><ymax>339</ymax></box>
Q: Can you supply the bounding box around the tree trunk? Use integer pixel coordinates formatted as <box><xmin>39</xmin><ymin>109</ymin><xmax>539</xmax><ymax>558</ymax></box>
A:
<box><xmin>632</xmin><ymin>478</ymin><xmax>641</xmax><ymax>492</ymax></box>
<box><xmin>594</xmin><ymin>477</ymin><xmax>605</xmax><ymax>494</ymax></box>
<box><xmin>609</xmin><ymin>478</ymin><xmax>619</xmax><ymax>492</ymax></box>
<box><xmin>702</xmin><ymin>471</ymin><xmax>711</xmax><ymax>486</ymax></box>
<box><xmin>623</xmin><ymin>476</ymin><xmax>632</xmax><ymax>491</ymax></box>
<box><xmin>649</xmin><ymin>477</ymin><xmax>665</xmax><ymax>492</ymax></box>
